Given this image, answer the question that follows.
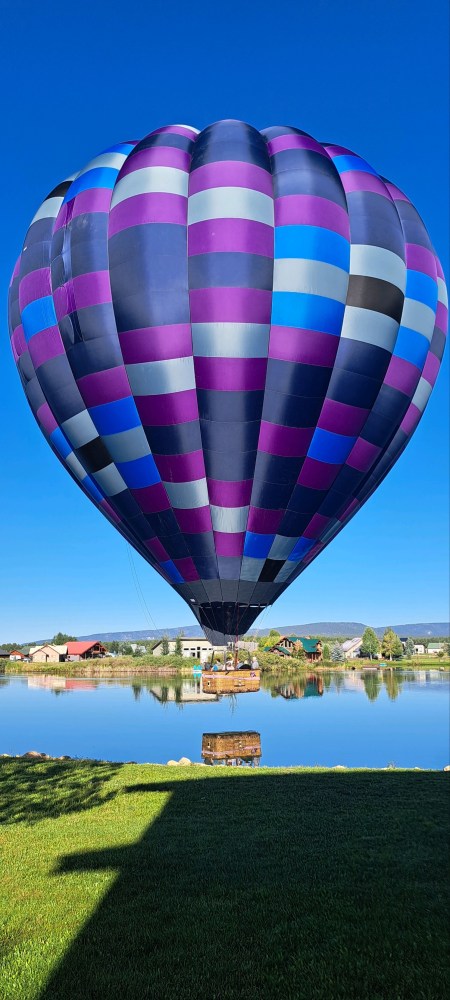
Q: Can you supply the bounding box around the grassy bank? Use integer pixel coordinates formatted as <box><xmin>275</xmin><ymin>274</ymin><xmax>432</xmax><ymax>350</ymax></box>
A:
<box><xmin>4</xmin><ymin>652</ymin><xmax>450</xmax><ymax>676</ymax></box>
<box><xmin>0</xmin><ymin>760</ymin><xmax>448</xmax><ymax>1000</ymax></box>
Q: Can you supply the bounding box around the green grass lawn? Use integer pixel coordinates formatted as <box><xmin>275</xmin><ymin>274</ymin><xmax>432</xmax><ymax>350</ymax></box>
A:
<box><xmin>0</xmin><ymin>761</ymin><xmax>448</xmax><ymax>1000</ymax></box>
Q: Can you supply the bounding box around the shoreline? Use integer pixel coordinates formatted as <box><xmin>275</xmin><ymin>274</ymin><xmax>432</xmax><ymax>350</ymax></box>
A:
<box><xmin>3</xmin><ymin>659</ymin><xmax>449</xmax><ymax>678</ymax></box>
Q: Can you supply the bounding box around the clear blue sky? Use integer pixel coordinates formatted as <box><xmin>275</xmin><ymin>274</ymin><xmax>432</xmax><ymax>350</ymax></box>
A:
<box><xmin>1</xmin><ymin>0</ymin><xmax>448</xmax><ymax>642</ymax></box>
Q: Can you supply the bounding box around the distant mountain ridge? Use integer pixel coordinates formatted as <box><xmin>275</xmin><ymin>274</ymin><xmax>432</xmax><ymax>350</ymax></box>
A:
<box><xmin>75</xmin><ymin>621</ymin><xmax>449</xmax><ymax>642</ymax></box>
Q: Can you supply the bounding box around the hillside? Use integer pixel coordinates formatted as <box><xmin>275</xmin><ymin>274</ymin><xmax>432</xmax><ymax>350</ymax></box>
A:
<box><xmin>76</xmin><ymin>622</ymin><xmax>449</xmax><ymax>642</ymax></box>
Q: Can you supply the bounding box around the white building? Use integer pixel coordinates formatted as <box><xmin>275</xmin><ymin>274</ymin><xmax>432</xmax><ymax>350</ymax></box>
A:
<box><xmin>152</xmin><ymin>637</ymin><xmax>227</xmax><ymax>660</ymax></box>
<box><xmin>342</xmin><ymin>637</ymin><xmax>363</xmax><ymax>660</ymax></box>
<box><xmin>414</xmin><ymin>644</ymin><xmax>426</xmax><ymax>655</ymax></box>
<box><xmin>427</xmin><ymin>643</ymin><xmax>444</xmax><ymax>655</ymax></box>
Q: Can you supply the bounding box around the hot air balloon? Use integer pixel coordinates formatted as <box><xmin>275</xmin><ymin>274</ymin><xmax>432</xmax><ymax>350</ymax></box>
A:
<box><xmin>8</xmin><ymin>121</ymin><xmax>447</xmax><ymax>644</ymax></box>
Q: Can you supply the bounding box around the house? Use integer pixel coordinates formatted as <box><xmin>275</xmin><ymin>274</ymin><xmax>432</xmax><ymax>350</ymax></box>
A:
<box><xmin>29</xmin><ymin>644</ymin><xmax>67</xmax><ymax>663</ymax></box>
<box><xmin>152</xmin><ymin>637</ymin><xmax>227</xmax><ymax>660</ymax></box>
<box><xmin>342</xmin><ymin>638</ymin><xmax>363</xmax><ymax>660</ymax></box>
<box><xmin>414</xmin><ymin>644</ymin><xmax>425</xmax><ymax>656</ymax></box>
<box><xmin>66</xmin><ymin>641</ymin><xmax>107</xmax><ymax>661</ymax></box>
<box><xmin>9</xmin><ymin>649</ymin><xmax>26</xmax><ymax>661</ymax></box>
<box><xmin>265</xmin><ymin>636</ymin><xmax>322</xmax><ymax>663</ymax></box>
<box><xmin>0</xmin><ymin>649</ymin><xmax>11</xmax><ymax>659</ymax></box>
<box><xmin>427</xmin><ymin>643</ymin><xmax>444</xmax><ymax>655</ymax></box>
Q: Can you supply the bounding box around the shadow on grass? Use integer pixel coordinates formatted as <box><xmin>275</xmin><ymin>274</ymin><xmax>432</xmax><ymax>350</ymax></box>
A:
<box><xmin>38</xmin><ymin>769</ymin><xmax>449</xmax><ymax>1000</ymax></box>
<box><xmin>0</xmin><ymin>759</ymin><xmax>121</xmax><ymax>824</ymax></box>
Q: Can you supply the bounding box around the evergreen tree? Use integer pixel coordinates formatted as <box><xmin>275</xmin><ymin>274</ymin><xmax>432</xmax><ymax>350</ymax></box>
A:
<box><xmin>331</xmin><ymin>642</ymin><xmax>345</xmax><ymax>663</ymax></box>
<box><xmin>360</xmin><ymin>627</ymin><xmax>380</xmax><ymax>660</ymax></box>
<box><xmin>52</xmin><ymin>632</ymin><xmax>77</xmax><ymax>644</ymax></box>
<box><xmin>381</xmin><ymin>628</ymin><xmax>401</xmax><ymax>662</ymax></box>
<box><xmin>322</xmin><ymin>643</ymin><xmax>331</xmax><ymax>661</ymax></box>
<box><xmin>363</xmin><ymin>671</ymin><xmax>382</xmax><ymax>702</ymax></box>
<box><xmin>161</xmin><ymin>635</ymin><xmax>170</xmax><ymax>656</ymax></box>
<box><xmin>404</xmin><ymin>637</ymin><xmax>415</xmax><ymax>658</ymax></box>
<box><xmin>174</xmin><ymin>633</ymin><xmax>183</xmax><ymax>656</ymax></box>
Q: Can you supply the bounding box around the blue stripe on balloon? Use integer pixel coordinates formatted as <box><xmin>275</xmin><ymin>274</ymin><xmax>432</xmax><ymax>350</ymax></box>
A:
<box><xmin>83</xmin><ymin>476</ymin><xmax>106</xmax><ymax>504</ymax></box>
<box><xmin>62</xmin><ymin>168</ymin><xmax>118</xmax><ymax>202</ymax></box>
<box><xmin>50</xmin><ymin>427</ymin><xmax>72</xmax><ymax>460</ymax></box>
<box><xmin>332</xmin><ymin>155</ymin><xmax>378</xmax><ymax>176</ymax></box>
<box><xmin>243</xmin><ymin>533</ymin><xmax>276</xmax><ymax>559</ymax></box>
<box><xmin>393</xmin><ymin>327</ymin><xmax>430</xmax><ymax>368</ymax></box>
<box><xmin>89</xmin><ymin>396</ymin><xmax>141</xmax><ymax>435</ymax></box>
<box><xmin>22</xmin><ymin>295</ymin><xmax>58</xmax><ymax>340</ymax></box>
<box><xmin>115</xmin><ymin>454</ymin><xmax>161</xmax><ymax>489</ymax></box>
<box><xmin>161</xmin><ymin>560</ymin><xmax>185</xmax><ymax>584</ymax></box>
<box><xmin>271</xmin><ymin>292</ymin><xmax>345</xmax><ymax>334</ymax></box>
<box><xmin>308</xmin><ymin>428</ymin><xmax>357</xmax><ymax>464</ymax></box>
<box><xmin>287</xmin><ymin>537</ymin><xmax>315</xmax><ymax>561</ymax></box>
<box><xmin>274</xmin><ymin>225</ymin><xmax>350</xmax><ymax>269</ymax></box>
<box><xmin>405</xmin><ymin>270</ymin><xmax>438</xmax><ymax>311</ymax></box>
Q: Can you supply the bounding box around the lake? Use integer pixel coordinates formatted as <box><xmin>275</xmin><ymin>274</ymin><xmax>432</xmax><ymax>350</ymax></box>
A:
<box><xmin>1</xmin><ymin>669</ymin><xmax>448</xmax><ymax>768</ymax></box>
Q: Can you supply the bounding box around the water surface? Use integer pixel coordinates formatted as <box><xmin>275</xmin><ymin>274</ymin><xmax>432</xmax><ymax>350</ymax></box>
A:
<box><xmin>1</xmin><ymin>670</ymin><xmax>448</xmax><ymax>768</ymax></box>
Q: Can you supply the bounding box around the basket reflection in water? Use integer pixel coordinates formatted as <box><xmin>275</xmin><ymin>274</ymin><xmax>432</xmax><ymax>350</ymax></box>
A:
<box><xmin>201</xmin><ymin>670</ymin><xmax>260</xmax><ymax>695</ymax></box>
<box><xmin>202</xmin><ymin>732</ymin><xmax>262</xmax><ymax>767</ymax></box>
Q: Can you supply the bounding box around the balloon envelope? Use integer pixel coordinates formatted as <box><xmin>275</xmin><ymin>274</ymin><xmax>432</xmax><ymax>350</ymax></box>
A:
<box><xmin>8</xmin><ymin>122</ymin><xmax>447</xmax><ymax>642</ymax></box>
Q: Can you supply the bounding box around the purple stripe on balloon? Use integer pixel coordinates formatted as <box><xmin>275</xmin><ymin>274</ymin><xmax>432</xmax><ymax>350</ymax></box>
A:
<box><xmin>100</xmin><ymin>499</ymin><xmax>122</xmax><ymax>525</ymax></box>
<box><xmin>258</xmin><ymin>421</ymin><xmax>313</xmax><ymax>457</ymax></box>
<box><xmin>109</xmin><ymin>193</ymin><xmax>187</xmax><ymax>236</ymax></box>
<box><xmin>53</xmin><ymin>271</ymin><xmax>111</xmax><ymax>319</ymax></box>
<box><xmin>214</xmin><ymin>531</ymin><xmax>245</xmax><ymax>557</ymax></box>
<box><xmin>131</xmin><ymin>482</ymin><xmax>170</xmax><ymax>513</ymax></box>
<box><xmin>175</xmin><ymin>506</ymin><xmax>212</xmax><ymax>533</ymax></box>
<box><xmin>400</xmin><ymin>403</ymin><xmax>421</xmax><ymax>436</ymax></box>
<box><xmin>436</xmin><ymin>301</ymin><xmax>447</xmax><ymax>331</ymax></box>
<box><xmin>208</xmin><ymin>479</ymin><xmax>253</xmax><ymax>507</ymax></box>
<box><xmin>54</xmin><ymin>189</ymin><xmax>112</xmax><ymax>231</ymax></box>
<box><xmin>268</xmin><ymin>326</ymin><xmax>339</xmax><ymax>366</ymax></box>
<box><xmin>346</xmin><ymin>437</ymin><xmax>381</xmax><ymax>473</ymax></box>
<box><xmin>318</xmin><ymin>398</ymin><xmax>369</xmax><ymax>436</ymax></box>
<box><xmin>119</xmin><ymin>324</ymin><xmax>193</xmax><ymax>363</ymax></box>
<box><xmin>436</xmin><ymin>257</ymin><xmax>445</xmax><ymax>281</ymax></box>
<box><xmin>189</xmin><ymin>161</ymin><xmax>273</xmax><ymax>197</ymax></box>
<box><xmin>136</xmin><ymin>389</ymin><xmax>199</xmax><ymax>426</ymax></box>
<box><xmin>190</xmin><ymin>287</ymin><xmax>272</xmax><ymax>324</ymax></box>
<box><xmin>28</xmin><ymin>325</ymin><xmax>65</xmax><ymax>368</ymax></box>
<box><xmin>275</xmin><ymin>195</ymin><xmax>350</xmax><ymax>239</ymax></box>
<box><xmin>405</xmin><ymin>243</ymin><xmax>437</xmax><ymax>278</ymax></box>
<box><xmin>422</xmin><ymin>351</ymin><xmax>440</xmax><ymax>386</ymax></box>
<box><xmin>119</xmin><ymin>146</ymin><xmax>191</xmax><ymax>177</ymax></box>
<box><xmin>339</xmin><ymin>171</ymin><xmax>391</xmax><ymax>198</ymax></box>
<box><xmin>188</xmin><ymin>218</ymin><xmax>274</xmax><ymax>257</ymax></box>
<box><xmin>173</xmin><ymin>556</ymin><xmax>200</xmax><ymax>581</ymax></box>
<box><xmin>157</xmin><ymin>449</ymin><xmax>205</xmax><ymax>482</ymax></box>
<box><xmin>194</xmin><ymin>356</ymin><xmax>267</xmax><ymax>391</ymax></box>
<box><xmin>19</xmin><ymin>267</ymin><xmax>51</xmax><ymax>310</ymax></box>
<box><xmin>145</xmin><ymin>537</ymin><xmax>170</xmax><ymax>562</ymax></box>
<box><xmin>324</xmin><ymin>145</ymin><xmax>353</xmax><ymax>156</ymax></box>
<box><xmin>298</xmin><ymin>457</ymin><xmax>340</xmax><ymax>490</ymax></box>
<box><xmin>303</xmin><ymin>513</ymin><xmax>331</xmax><ymax>539</ymax></box>
<box><xmin>384</xmin><ymin>180</ymin><xmax>409</xmax><ymax>202</ymax></box>
<box><xmin>37</xmin><ymin>402</ymin><xmax>58</xmax><ymax>435</ymax></box>
<box><xmin>266</xmin><ymin>134</ymin><xmax>328</xmax><ymax>157</ymax></box>
<box><xmin>247</xmin><ymin>506</ymin><xmax>284</xmax><ymax>533</ymax></box>
<box><xmin>384</xmin><ymin>355</ymin><xmax>420</xmax><ymax>396</ymax></box>
<box><xmin>77</xmin><ymin>366</ymin><xmax>131</xmax><ymax>407</ymax></box>
<box><xmin>302</xmin><ymin>541</ymin><xmax>323</xmax><ymax>565</ymax></box>
<box><xmin>11</xmin><ymin>324</ymin><xmax>26</xmax><ymax>359</ymax></box>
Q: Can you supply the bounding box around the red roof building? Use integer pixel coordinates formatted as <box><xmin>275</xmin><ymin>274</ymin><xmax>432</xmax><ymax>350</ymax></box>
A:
<box><xmin>66</xmin><ymin>641</ymin><xmax>107</xmax><ymax>661</ymax></box>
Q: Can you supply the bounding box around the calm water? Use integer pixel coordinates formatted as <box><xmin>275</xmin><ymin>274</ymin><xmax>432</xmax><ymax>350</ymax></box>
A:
<box><xmin>1</xmin><ymin>670</ymin><xmax>449</xmax><ymax>768</ymax></box>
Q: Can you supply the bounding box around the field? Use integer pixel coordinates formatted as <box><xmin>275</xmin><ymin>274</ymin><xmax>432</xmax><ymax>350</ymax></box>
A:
<box><xmin>0</xmin><ymin>760</ymin><xmax>448</xmax><ymax>1000</ymax></box>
